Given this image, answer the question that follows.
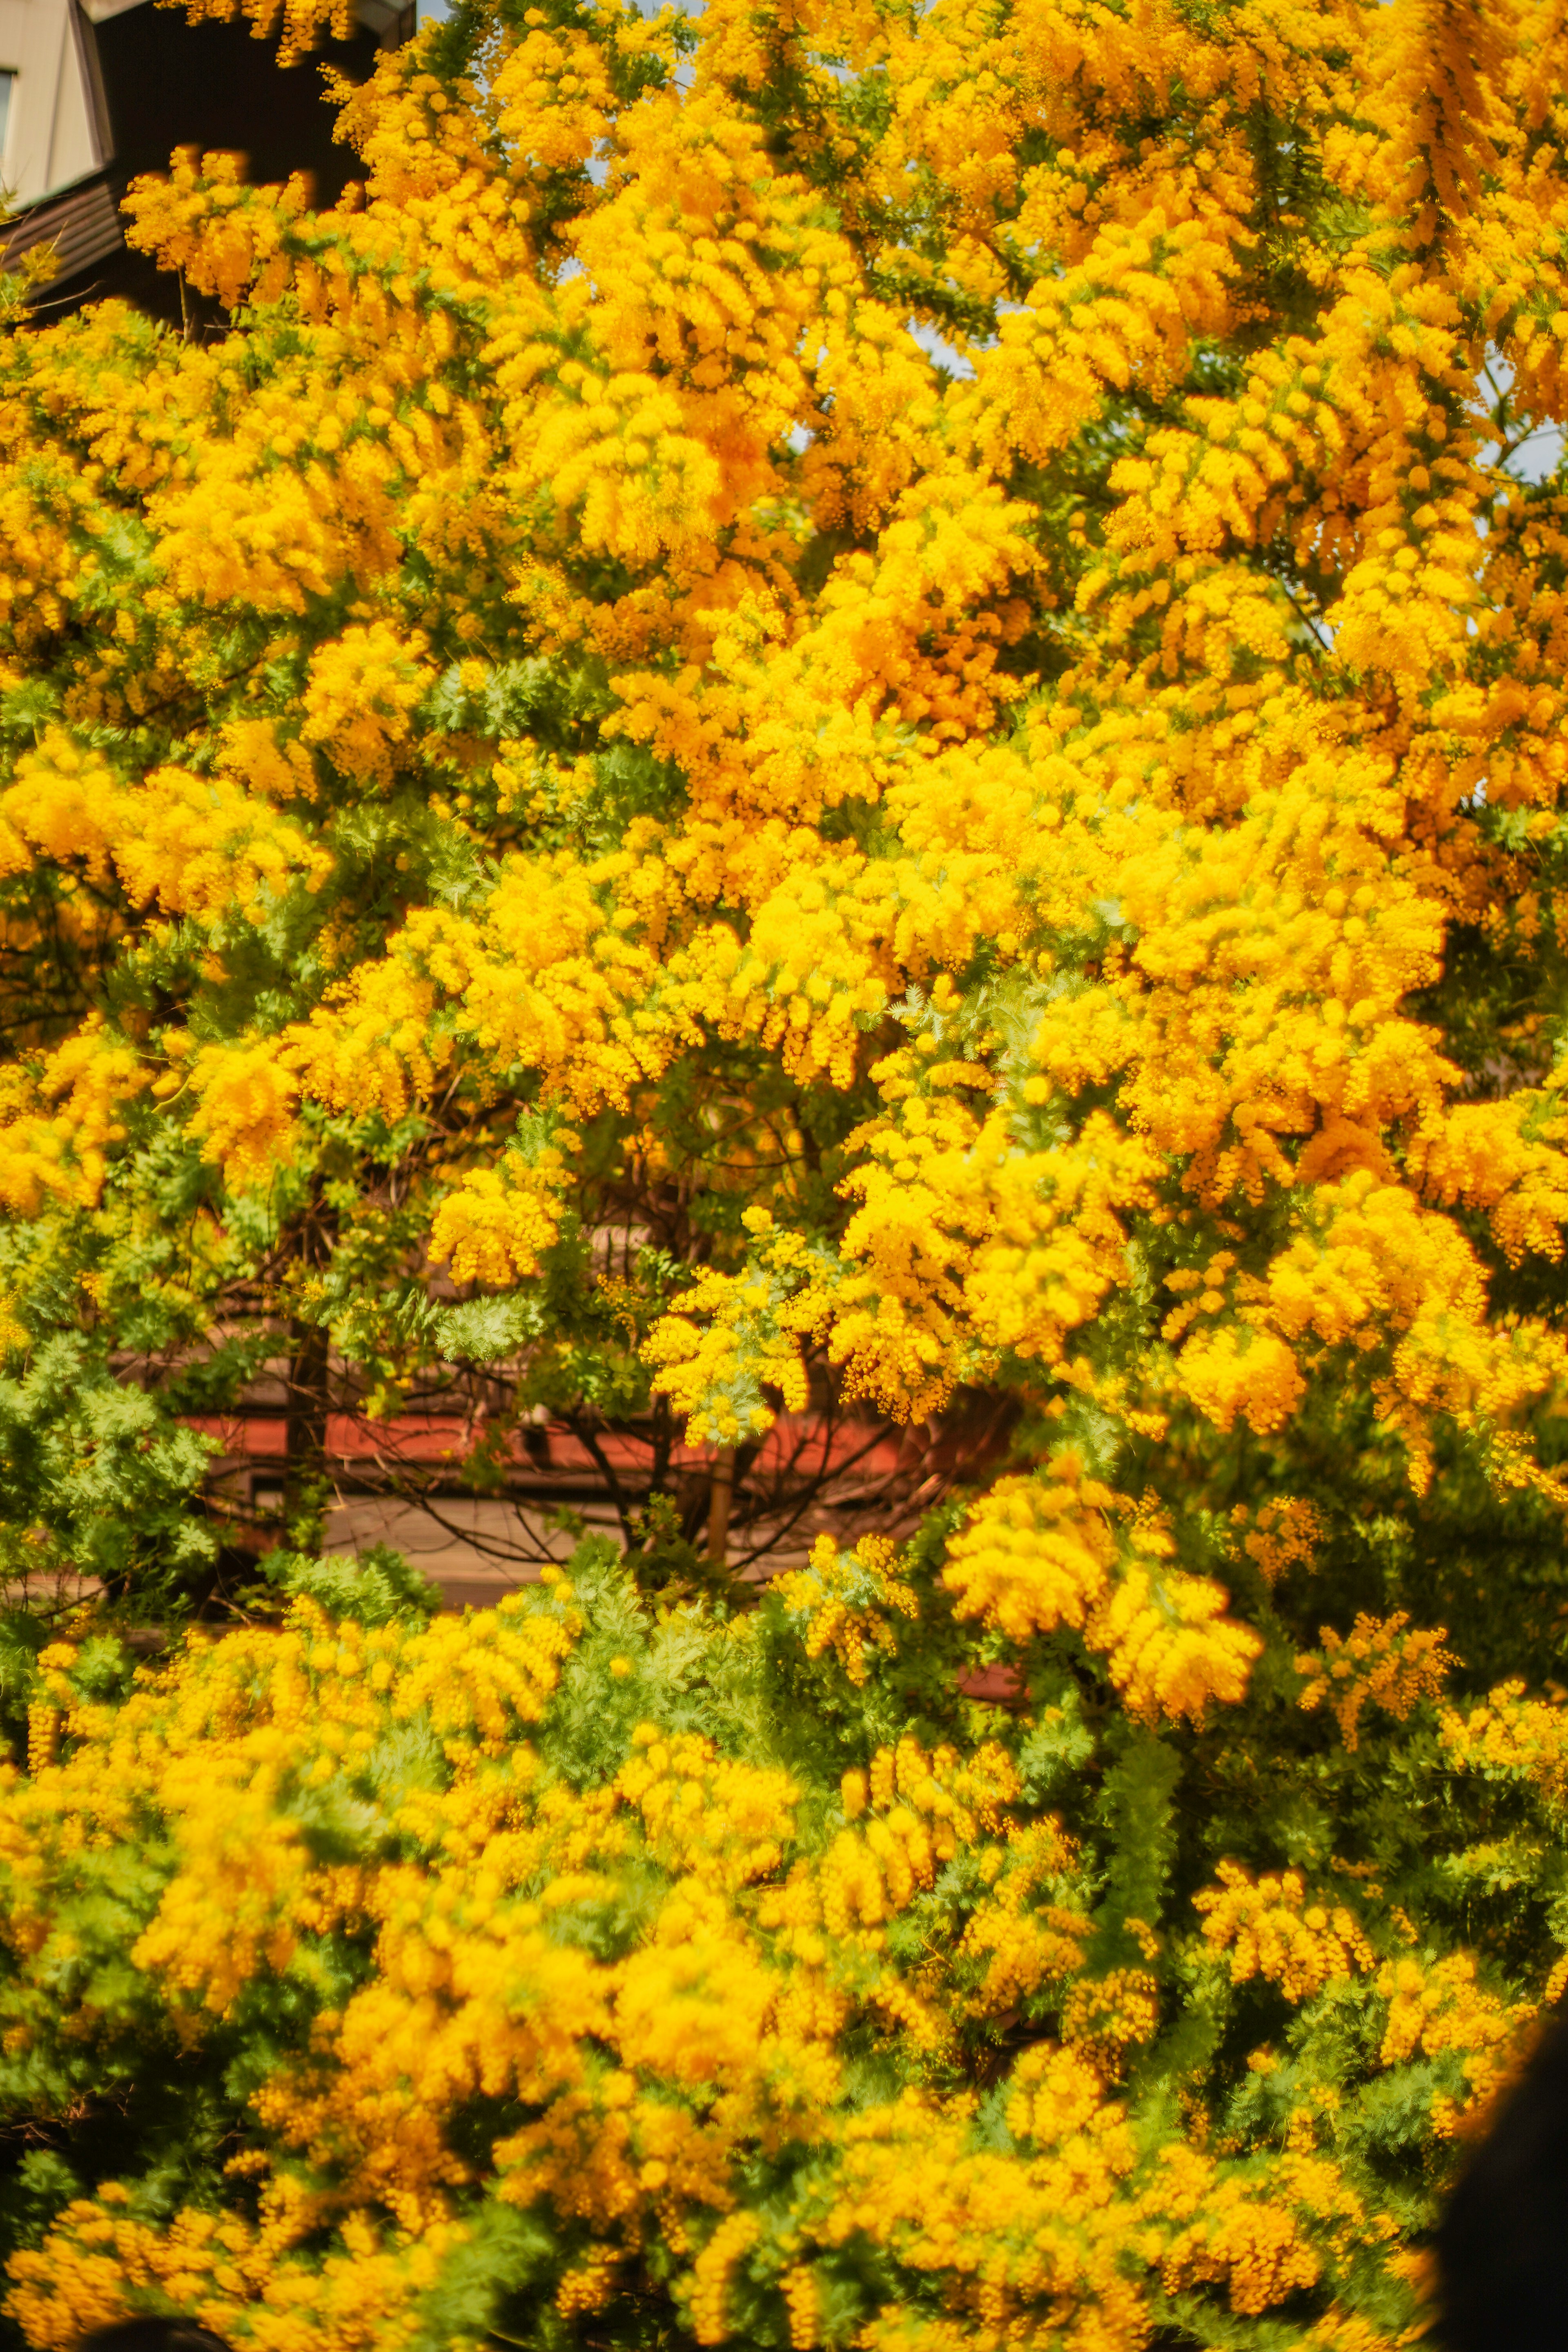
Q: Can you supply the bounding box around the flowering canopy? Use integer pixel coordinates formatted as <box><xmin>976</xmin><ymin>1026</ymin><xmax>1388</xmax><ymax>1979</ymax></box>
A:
<box><xmin>7</xmin><ymin>0</ymin><xmax>1568</xmax><ymax>2341</ymax></box>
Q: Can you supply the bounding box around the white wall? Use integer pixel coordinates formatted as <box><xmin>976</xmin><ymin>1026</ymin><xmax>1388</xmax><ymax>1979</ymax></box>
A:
<box><xmin>0</xmin><ymin>0</ymin><xmax>105</xmax><ymax>203</ymax></box>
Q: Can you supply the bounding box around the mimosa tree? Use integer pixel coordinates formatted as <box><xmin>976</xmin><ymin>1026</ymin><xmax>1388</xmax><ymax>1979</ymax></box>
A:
<box><xmin>6</xmin><ymin>0</ymin><xmax>1568</xmax><ymax>2343</ymax></box>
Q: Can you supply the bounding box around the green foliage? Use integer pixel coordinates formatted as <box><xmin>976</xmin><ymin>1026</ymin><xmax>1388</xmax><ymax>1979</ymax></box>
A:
<box><xmin>259</xmin><ymin>1542</ymin><xmax>441</xmax><ymax>1625</ymax></box>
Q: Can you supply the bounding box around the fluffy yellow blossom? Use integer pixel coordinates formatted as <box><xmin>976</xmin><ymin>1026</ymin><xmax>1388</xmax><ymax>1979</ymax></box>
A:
<box><xmin>943</xmin><ymin>1461</ymin><xmax>1260</xmax><ymax>1723</ymax></box>
<box><xmin>1439</xmin><ymin>1681</ymin><xmax>1568</xmax><ymax>1802</ymax></box>
<box><xmin>774</xmin><ymin>1534</ymin><xmax>918</xmax><ymax>1684</ymax></box>
<box><xmin>301</xmin><ymin>624</ymin><xmax>435</xmax><ymax>788</ymax></box>
<box><xmin>1235</xmin><ymin>1497</ymin><xmax>1325</xmax><ymax>1585</ymax></box>
<box><xmin>942</xmin><ymin>1461</ymin><xmax>1118</xmax><ymax>1642</ymax></box>
<box><xmin>0</xmin><ymin>1021</ymin><xmax>149</xmax><ymax>1213</ymax></box>
<box><xmin>183</xmin><ymin>1040</ymin><xmax>301</xmax><ymax>1189</ymax></box>
<box><xmin>1296</xmin><ymin>1613</ymin><xmax>1455</xmax><ymax>1750</ymax></box>
<box><xmin>1197</xmin><ymin>1863</ymin><xmax>1375</xmax><ymax>2002</ymax></box>
<box><xmin>429</xmin><ymin>1135</ymin><xmax>576</xmax><ymax>1285</ymax></box>
<box><xmin>1061</xmin><ymin>1968</ymin><xmax>1161</xmax><ymax>2070</ymax></box>
<box><xmin>1376</xmin><ymin>1953</ymin><xmax>1524</xmax><ymax>2127</ymax></box>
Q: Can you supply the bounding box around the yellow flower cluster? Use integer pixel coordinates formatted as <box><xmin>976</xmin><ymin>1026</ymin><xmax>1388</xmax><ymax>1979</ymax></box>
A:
<box><xmin>1296</xmin><ymin>1613</ymin><xmax>1456</xmax><ymax>1751</ymax></box>
<box><xmin>6</xmin><ymin>2192</ymin><xmax>463</xmax><ymax>2352</ymax></box>
<box><xmin>646</xmin><ymin>1209</ymin><xmax>837</xmax><ymax>1444</ymax></box>
<box><xmin>1376</xmin><ymin>1954</ymin><xmax>1524</xmax><ymax>2131</ymax></box>
<box><xmin>0</xmin><ymin>1020</ymin><xmax>149</xmax><ymax>1214</ymax></box>
<box><xmin>4</xmin><ymin>1560</ymin><xmax>1563</xmax><ymax>2352</ymax></box>
<box><xmin>1196</xmin><ymin>1863</ymin><xmax>1375</xmax><ymax>2004</ymax></box>
<box><xmin>0</xmin><ymin>0</ymin><xmax>1542</xmax><ymax>1526</ymax></box>
<box><xmin>1439</xmin><ymin>1679</ymin><xmax>1568</xmax><ymax>1802</ymax></box>
<box><xmin>0</xmin><ymin>1599</ymin><xmax>1054</xmax><ymax>2342</ymax></box>
<box><xmin>0</xmin><ymin>730</ymin><xmax>328</xmax><ymax>927</ymax></box>
<box><xmin>773</xmin><ymin>1534</ymin><xmax>918</xmax><ymax>1685</ymax></box>
<box><xmin>1060</xmin><ymin>1967</ymin><xmax>1161</xmax><ymax>2071</ymax></box>
<box><xmin>301</xmin><ymin>623</ymin><xmax>434</xmax><ymax>790</ymax></box>
<box><xmin>942</xmin><ymin>1457</ymin><xmax>1260</xmax><ymax>1725</ymax></box>
<box><xmin>1235</xmin><ymin>1497</ymin><xmax>1325</xmax><ymax>1586</ymax></box>
<box><xmin>429</xmin><ymin>1133</ymin><xmax>577</xmax><ymax>1287</ymax></box>
<box><xmin>183</xmin><ymin>1039</ymin><xmax>302</xmax><ymax>1191</ymax></box>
